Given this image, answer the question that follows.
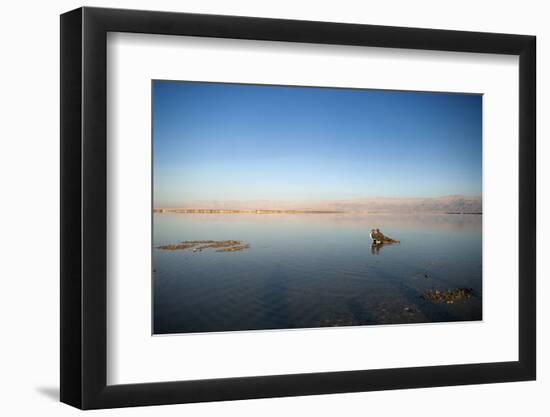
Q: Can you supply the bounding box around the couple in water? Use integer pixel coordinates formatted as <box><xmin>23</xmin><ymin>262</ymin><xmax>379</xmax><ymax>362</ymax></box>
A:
<box><xmin>369</xmin><ymin>228</ymin><xmax>400</xmax><ymax>244</ymax></box>
<box><xmin>369</xmin><ymin>228</ymin><xmax>400</xmax><ymax>255</ymax></box>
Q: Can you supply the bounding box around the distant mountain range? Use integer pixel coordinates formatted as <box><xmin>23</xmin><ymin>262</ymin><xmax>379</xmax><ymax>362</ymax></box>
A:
<box><xmin>160</xmin><ymin>195</ymin><xmax>482</xmax><ymax>214</ymax></box>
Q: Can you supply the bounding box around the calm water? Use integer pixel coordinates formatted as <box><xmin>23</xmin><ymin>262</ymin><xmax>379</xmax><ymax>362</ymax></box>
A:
<box><xmin>153</xmin><ymin>213</ymin><xmax>482</xmax><ymax>334</ymax></box>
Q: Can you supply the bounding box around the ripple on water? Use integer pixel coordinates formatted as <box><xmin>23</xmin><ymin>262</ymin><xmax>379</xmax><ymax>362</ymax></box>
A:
<box><xmin>153</xmin><ymin>213</ymin><xmax>482</xmax><ymax>334</ymax></box>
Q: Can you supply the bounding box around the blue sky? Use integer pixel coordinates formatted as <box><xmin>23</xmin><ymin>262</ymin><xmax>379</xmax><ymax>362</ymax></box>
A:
<box><xmin>153</xmin><ymin>81</ymin><xmax>482</xmax><ymax>207</ymax></box>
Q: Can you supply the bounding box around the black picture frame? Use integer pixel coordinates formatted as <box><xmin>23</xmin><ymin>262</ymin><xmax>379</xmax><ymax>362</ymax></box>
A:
<box><xmin>60</xmin><ymin>6</ymin><xmax>536</xmax><ymax>410</ymax></box>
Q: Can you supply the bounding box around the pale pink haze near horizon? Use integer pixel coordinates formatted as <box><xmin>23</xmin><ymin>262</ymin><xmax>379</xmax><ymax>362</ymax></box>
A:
<box><xmin>155</xmin><ymin>195</ymin><xmax>482</xmax><ymax>213</ymax></box>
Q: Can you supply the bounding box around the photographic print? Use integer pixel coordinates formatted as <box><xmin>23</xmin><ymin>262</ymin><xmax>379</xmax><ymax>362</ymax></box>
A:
<box><xmin>152</xmin><ymin>80</ymin><xmax>482</xmax><ymax>335</ymax></box>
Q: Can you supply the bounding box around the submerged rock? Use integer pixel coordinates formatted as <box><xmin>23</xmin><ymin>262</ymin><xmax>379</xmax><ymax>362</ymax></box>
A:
<box><xmin>422</xmin><ymin>288</ymin><xmax>474</xmax><ymax>303</ymax></box>
<box><xmin>157</xmin><ymin>240</ymin><xmax>250</xmax><ymax>253</ymax></box>
<box><xmin>216</xmin><ymin>244</ymin><xmax>250</xmax><ymax>252</ymax></box>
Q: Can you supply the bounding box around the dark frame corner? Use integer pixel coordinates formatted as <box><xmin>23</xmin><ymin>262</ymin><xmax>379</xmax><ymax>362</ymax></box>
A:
<box><xmin>61</xmin><ymin>6</ymin><xmax>536</xmax><ymax>409</ymax></box>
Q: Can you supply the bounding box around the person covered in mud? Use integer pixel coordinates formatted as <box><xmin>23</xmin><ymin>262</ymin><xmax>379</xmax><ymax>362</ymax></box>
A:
<box><xmin>369</xmin><ymin>228</ymin><xmax>400</xmax><ymax>244</ymax></box>
<box><xmin>369</xmin><ymin>228</ymin><xmax>377</xmax><ymax>242</ymax></box>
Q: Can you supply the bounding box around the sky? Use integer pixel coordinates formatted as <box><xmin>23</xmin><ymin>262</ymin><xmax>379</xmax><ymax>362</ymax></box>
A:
<box><xmin>153</xmin><ymin>81</ymin><xmax>482</xmax><ymax>207</ymax></box>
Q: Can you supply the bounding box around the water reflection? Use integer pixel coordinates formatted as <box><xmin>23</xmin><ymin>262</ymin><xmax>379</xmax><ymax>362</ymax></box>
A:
<box><xmin>369</xmin><ymin>241</ymin><xmax>400</xmax><ymax>255</ymax></box>
<box><xmin>153</xmin><ymin>213</ymin><xmax>482</xmax><ymax>334</ymax></box>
